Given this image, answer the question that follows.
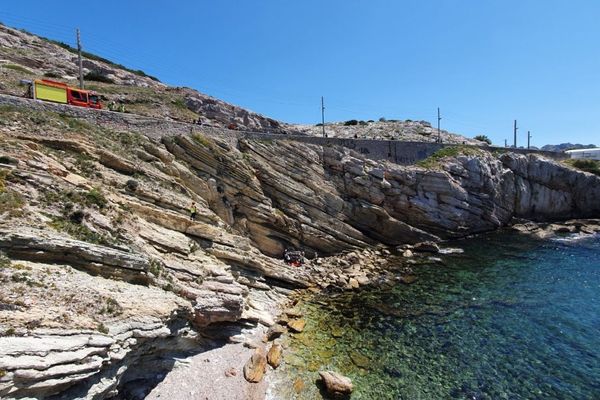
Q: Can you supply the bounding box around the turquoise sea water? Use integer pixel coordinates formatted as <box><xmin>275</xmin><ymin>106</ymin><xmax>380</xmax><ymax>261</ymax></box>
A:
<box><xmin>271</xmin><ymin>232</ymin><xmax>600</xmax><ymax>400</ymax></box>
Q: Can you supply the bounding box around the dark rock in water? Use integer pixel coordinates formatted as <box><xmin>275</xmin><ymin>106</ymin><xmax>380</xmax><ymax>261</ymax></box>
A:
<box><xmin>384</xmin><ymin>365</ymin><xmax>402</xmax><ymax>378</ymax></box>
<box><xmin>553</xmin><ymin>225</ymin><xmax>574</xmax><ymax>233</ymax></box>
<box><xmin>243</xmin><ymin>349</ymin><xmax>267</xmax><ymax>383</ymax></box>
<box><xmin>318</xmin><ymin>371</ymin><xmax>353</xmax><ymax>397</ymax></box>
<box><xmin>331</xmin><ymin>325</ymin><xmax>345</xmax><ymax>338</ymax></box>
<box><xmin>349</xmin><ymin>351</ymin><xmax>370</xmax><ymax>369</ymax></box>
<box><xmin>413</xmin><ymin>241</ymin><xmax>440</xmax><ymax>253</ymax></box>
<box><xmin>399</xmin><ymin>275</ymin><xmax>418</xmax><ymax>284</ymax></box>
<box><xmin>266</xmin><ymin>324</ymin><xmax>287</xmax><ymax>341</ymax></box>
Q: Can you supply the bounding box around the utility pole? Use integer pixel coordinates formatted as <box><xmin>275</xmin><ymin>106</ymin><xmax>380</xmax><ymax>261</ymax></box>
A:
<box><xmin>77</xmin><ymin>28</ymin><xmax>84</xmax><ymax>89</ymax></box>
<box><xmin>527</xmin><ymin>130</ymin><xmax>532</xmax><ymax>149</ymax></box>
<box><xmin>504</xmin><ymin>139</ymin><xmax>508</xmax><ymax>148</ymax></box>
<box><xmin>437</xmin><ymin>107</ymin><xmax>441</xmax><ymax>143</ymax></box>
<box><xmin>321</xmin><ymin>96</ymin><xmax>326</xmax><ymax>137</ymax></box>
<box><xmin>513</xmin><ymin>119</ymin><xmax>518</xmax><ymax>148</ymax></box>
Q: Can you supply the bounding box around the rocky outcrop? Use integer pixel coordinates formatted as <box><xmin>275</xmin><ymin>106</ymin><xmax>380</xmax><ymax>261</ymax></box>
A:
<box><xmin>500</xmin><ymin>153</ymin><xmax>600</xmax><ymax>220</ymax></box>
<box><xmin>0</xmin><ymin>230</ymin><xmax>151</xmax><ymax>280</ymax></box>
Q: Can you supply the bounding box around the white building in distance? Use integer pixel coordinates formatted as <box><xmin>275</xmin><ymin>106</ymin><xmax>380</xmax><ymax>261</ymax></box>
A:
<box><xmin>565</xmin><ymin>148</ymin><xmax>600</xmax><ymax>160</ymax></box>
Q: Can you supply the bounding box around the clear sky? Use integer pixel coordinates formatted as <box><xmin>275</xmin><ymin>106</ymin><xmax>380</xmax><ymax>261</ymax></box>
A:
<box><xmin>1</xmin><ymin>1</ymin><xmax>599</xmax><ymax>146</ymax></box>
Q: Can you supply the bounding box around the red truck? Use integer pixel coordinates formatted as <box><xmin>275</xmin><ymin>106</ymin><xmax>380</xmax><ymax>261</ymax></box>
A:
<box><xmin>25</xmin><ymin>79</ymin><xmax>102</xmax><ymax>109</ymax></box>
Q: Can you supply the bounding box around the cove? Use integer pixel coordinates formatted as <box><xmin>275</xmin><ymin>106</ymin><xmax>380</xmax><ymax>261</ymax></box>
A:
<box><xmin>269</xmin><ymin>232</ymin><xmax>600</xmax><ymax>400</ymax></box>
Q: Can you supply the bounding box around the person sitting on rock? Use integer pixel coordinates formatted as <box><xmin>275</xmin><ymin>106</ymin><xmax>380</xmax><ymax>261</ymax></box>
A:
<box><xmin>189</xmin><ymin>202</ymin><xmax>198</xmax><ymax>221</ymax></box>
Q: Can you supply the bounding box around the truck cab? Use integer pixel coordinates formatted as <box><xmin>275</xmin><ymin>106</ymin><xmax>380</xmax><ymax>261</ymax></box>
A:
<box><xmin>67</xmin><ymin>87</ymin><xmax>102</xmax><ymax>109</ymax></box>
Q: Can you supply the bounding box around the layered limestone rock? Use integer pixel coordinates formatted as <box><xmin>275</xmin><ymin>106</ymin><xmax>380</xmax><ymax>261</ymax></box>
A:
<box><xmin>1</xmin><ymin>102</ymin><xmax>599</xmax><ymax>399</ymax></box>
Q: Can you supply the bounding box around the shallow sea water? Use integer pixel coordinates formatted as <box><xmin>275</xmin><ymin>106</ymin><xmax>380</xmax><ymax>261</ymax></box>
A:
<box><xmin>269</xmin><ymin>232</ymin><xmax>600</xmax><ymax>399</ymax></box>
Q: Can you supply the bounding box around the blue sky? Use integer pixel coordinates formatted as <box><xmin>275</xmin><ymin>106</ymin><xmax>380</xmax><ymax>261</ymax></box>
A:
<box><xmin>1</xmin><ymin>1</ymin><xmax>599</xmax><ymax>146</ymax></box>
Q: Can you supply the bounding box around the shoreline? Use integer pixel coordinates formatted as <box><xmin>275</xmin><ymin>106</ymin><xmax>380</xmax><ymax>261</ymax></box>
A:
<box><xmin>125</xmin><ymin>220</ymin><xmax>600</xmax><ymax>399</ymax></box>
<box><xmin>260</xmin><ymin>221</ymin><xmax>600</xmax><ymax>399</ymax></box>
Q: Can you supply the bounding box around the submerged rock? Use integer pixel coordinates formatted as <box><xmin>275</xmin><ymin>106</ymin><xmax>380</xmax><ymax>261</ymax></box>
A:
<box><xmin>288</xmin><ymin>319</ymin><xmax>306</xmax><ymax>333</ymax></box>
<box><xmin>399</xmin><ymin>275</ymin><xmax>418</xmax><ymax>284</ymax></box>
<box><xmin>318</xmin><ymin>371</ymin><xmax>353</xmax><ymax>397</ymax></box>
<box><xmin>331</xmin><ymin>325</ymin><xmax>345</xmax><ymax>338</ymax></box>
<box><xmin>293</xmin><ymin>377</ymin><xmax>305</xmax><ymax>393</ymax></box>
<box><xmin>349</xmin><ymin>351</ymin><xmax>371</xmax><ymax>369</ymax></box>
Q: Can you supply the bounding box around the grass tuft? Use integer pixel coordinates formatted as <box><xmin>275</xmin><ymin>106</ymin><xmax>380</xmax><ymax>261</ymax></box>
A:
<box><xmin>564</xmin><ymin>159</ymin><xmax>600</xmax><ymax>176</ymax></box>
<box><xmin>417</xmin><ymin>146</ymin><xmax>484</xmax><ymax>169</ymax></box>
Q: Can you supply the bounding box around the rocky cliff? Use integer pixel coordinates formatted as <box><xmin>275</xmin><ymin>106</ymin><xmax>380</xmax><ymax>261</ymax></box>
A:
<box><xmin>1</xmin><ymin>100</ymin><xmax>599</xmax><ymax>398</ymax></box>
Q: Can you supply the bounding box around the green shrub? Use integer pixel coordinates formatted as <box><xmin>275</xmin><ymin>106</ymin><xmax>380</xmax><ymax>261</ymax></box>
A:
<box><xmin>0</xmin><ymin>252</ymin><xmax>10</xmax><ymax>269</ymax></box>
<box><xmin>3</xmin><ymin>64</ymin><xmax>33</xmax><ymax>74</ymax></box>
<box><xmin>41</xmin><ymin>36</ymin><xmax>160</xmax><ymax>82</ymax></box>
<box><xmin>86</xmin><ymin>188</ymin><xmax>108</xmax><ymax>209</ymax></box>
<box><xmin>564</xmin><ymin>159</ymin><xmax>600</xmax><ymax>176</ymax></box>
<box><xmin>125</xmin><ymin>179</ymin><xmax>139</xmax><ymax>192</ymax></box>
<box><xmin>42</xmin><ymin>187</ymin><xmax>107</xmax><ymax>210</ymax></box>
<box><xmin>344</xmin><ymin>119</ymin><xmax>358</xmax><ymax>126</ymax></box>
<box><xmin>84</xmin><ymin>71</ymin><xmax>114</xmax><ymax>84</ymax></box>
<box><xmin>417</xmin><ymin>146</ymin><xmax>484</xmax><ymax>169</ymax></box>
<box><xmin>49</xmin><ymin>216</ymin><xmax>113</xmax><ymax>245</ymax></box>
<box><xmin>97</xmin><ymin>323</ymin><xmax>109</xmax><ymax>334</ymax></box>
<box><xmin>0</xmin><ymin>156</ymin><xmax>18</xmax><ymax>165</ymax></box>
<box><xmin>172</xmin><ymin>98</ymin><xmax>188</xmax><ymax>110</ymax></box>
<box><xmin>192</xmin><ymin>133</ymin><xmax>212</xmax><ymax>148</ymax></box>
<box><xmin>0</xmin><ymin>171</ymin><xmax>24</xmax><ymax>217</ymax></box>
<box><xmin>474</xmin><ymin>135</ymin><xmax>492</xmax><ymax>145</ymax></box>
<box><xmin>43</xmin><ymin>71</ymin><xmax>61</xmax><ymax>78</ymax></box>
<box><xmin>148</xmin><ymin>259</ymin><xmax>163</xmax><ymax>277</ymax></box>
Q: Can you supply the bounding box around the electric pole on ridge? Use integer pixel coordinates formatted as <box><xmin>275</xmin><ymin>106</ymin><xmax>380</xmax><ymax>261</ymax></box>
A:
<box><xmin>437</xmin><ymin>107</ymin><xmax>442</xmax><ymax>143</ymax></box>
<box><xmin>513</xmin><ymin>120</ymin><xmax>518</xmax><ymax>148</ymax></box>
<box><xmin>527</xmin><ymin>131</ymin><xmax>532</xmax><ymax>149</ymax></box>
<box><xmin>321</xmin><ymin>96</ymin><xmax>326</xmax><ymax>137</ymax></box>
<box><xmin>77</xmin><ymin>28</ymin><xmax>84</xmax><ymax>89</ymax></box>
